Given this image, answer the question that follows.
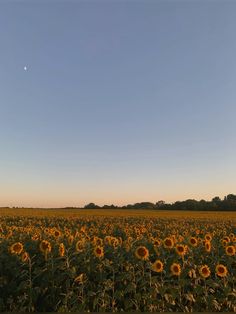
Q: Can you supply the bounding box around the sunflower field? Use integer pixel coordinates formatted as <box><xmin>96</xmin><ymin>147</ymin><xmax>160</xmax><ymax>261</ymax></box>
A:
<box><xmin>0</xmin><ymin>210</ymin><xmax>236</xmax><ymax>312</ymax></box>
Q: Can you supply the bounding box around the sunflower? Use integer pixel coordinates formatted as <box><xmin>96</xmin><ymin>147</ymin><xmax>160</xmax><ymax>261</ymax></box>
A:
<box><xmin>65</xmin><ymin>230</ymin><xmax>70</xmax><ymax>237</ymax></box>
<box><xmin>54</xmin><ymin>229</ymin><xmax>61</xmax><ymax>238</ymax></box>
<box><xmin>68</xmin><ymin>235</ymin><xmax>74</xmax><ymax>246</ymax></box>
<box><xmin>127</xmin><ymin>236</ymin><xmax>133</xmax><ymax>243</ymax></box>
<box><xmin>175</xmin><ymin>244</ymin><xmax>187</xmax><ymax>256</ymax></box>
<box><xmin>183</xmin><ymin>231</ymin><xmax>188</xmax><ymax>237</ymax></box>
<box><xmin>6</xmin><ymin>230</ymin><xmax>13</xmax><ymax>239</ymax></box>
<box><xmin>80</xmin><ymin>226</ymin><xmax>86</xmax><ymax>233</ymax></box>
<box><xmin>205</xmin><ymin>234</ymin><xmax>212</xmax><ymax>242</ymax></box>
<box><xmin>222</xmin><ymin>236</ymin><xmax>230</xmax><ymax>243</ymax></box>
<box><xmin>225</xmin><ymin>245</ymin><xmax>235</xmax><ymax>256</ymax></box>
<box><xmin>59</xmin><ymin>243</ymin><xmax>65</xmax><ymax>257</ymax></box>
<box><xmin>75</xmin><ymin>240</ymin><xmax>85</xmax><ymax>253</ymax></box>
<box><xmin>152</xmin><ymin>260</ymin><xmax>164</xmax><ymax>273</ymax></box>
<box><xmin>44</xmin><ymin>228</ymin><xmax>50</xmax><ymax>234</ymax></box>
<box><xmin>117</xmin><ymin>237</ymin><xmax>123</xmax><ymax>246</ymax></box>
<box><xmin>93</xmin><ymin>237</ymin><xmax>103</xmax><ymax>246</ymax></box>
<box><xmin>163</xmin><ymin>237</ymin><xmax>174</xmax><ymax>249</ymax></box>
<box><xmin>31</xmin><ymin>234</ymin><xmax>40</xmax><ymax>241</ymax></box>
<box><xmin>135</xmin><ymin>246</ymin><xmax>149</xmax><ymax>260</ymax></box>
<box><xmin>170</xmin><ymin>263</ymin><xmax>181</xmax><ymax>276</ymax></box>
<box><xmin>104</xmin><ymin>236</ymin><xmax>112</xmax><ymax>245</ymax></box>
<box><xmin>94</xmin><ymin>246</ymin><xmax>104</xmax><ymax>258</ymax></box>
<box><xmin>199</xmin><ymin>265</ymin><xmax>211</xmax><ymax>278</ymax></box>
<box><xmin>215</xmin><ymin>264</ymin><xmax>228</xmax><ymax>277</ymax></box>
<box><xmin>10</xmin><ymin>242</ymin><xmax>24</xmax><ymax>255</ymax></box>
<box><xmin>189</xmin><ymin>237</ymin><xmax>198</xmax><ymax>247</ymax></box>
<box><xmin>21</xmin><ymin>251</ymin><xmax>29</xmax><ymax>263</ymax></box>
<box><xmin>178</xmin><ymin>235</ymin><xmax>184</xmax><ymax>243</ymax></box>
<box><xmin>110</xmin><ymin>237</ymin><xmax>119</xmax><ymax>248</ymax></box>
<box><xmin>221</xmin><ymin>239</ymin><xmax>228</xmax><ymax>247</ymax></box>
<box><xmin>205</xmin><ymin>241</ymin><xmax>211</xmax><ymax>252</ymax></box>
<box><xmin>39</xmin><ymin>240</ymin><xmax>52</xmax><ymax>254</ymax></box>
<box><xmin>152</xmin><ymin>238</ymin><xmax>161</xmax><ymax>247</ymax></box>
<box><xmin>198</xmin><ymin>237</ymin><xmax>203</xmax><ymax>244</ymax></box>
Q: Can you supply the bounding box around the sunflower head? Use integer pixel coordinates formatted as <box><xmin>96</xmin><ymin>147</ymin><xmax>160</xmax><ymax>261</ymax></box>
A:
<box><xmin>104</xmin><ymin>236</ymin><xmax>112</xmax><ymax>245</ymax></box>
<box><xmin>221</xmin><ymin>239</ymin><xmax>228</xmax><ymax>247</ymax></box>
<box><xmin>216</xmin><ymin>264</ymin><xmax>228</xmax><ymax>277</ymax></box>
<box><xmin>222</xmin><ymin>236</ymin><xmax>230</xmax><ymax>243</ymax></box>
<box><xmin>75</xmin><ymin>240</ymin><xmax>85</xmax><ymax>253</ymax></box>
<box><xmin>175</xmin><ymin>244</ymin><xmax>187</xmax><ymax>256</ymax></box>
<box><xmin>94</xmin><ymin>237</ymin><xmax>103</xmax><ymax>246</ymax></box>
<box><xmin>54</xmin><ymin>229</ymin><xmax>61</xmax><ymax>238</ymax></box>
<box><xmin>163</xmin><ymin>237</ymin><xmax>174</xmax><ymax>249</ymax></box>
<box><xmin>205</xmin><ymin>234</ymin><xmax>212</xmax><ymax>242</ymax></box>
<box><xmin>135</xmin><ymin>246</ymin><xmax>149</xmax><ymax>260</ymax></box>
<box><xmin>94</xmin><ymin>246</ymin><xmax>104</xmax><ymax>258</ymax></box>
<box><xmin>199</xmin><ymin>265</ymin><xmax>211</xmax><ymax>278</ymax></box>
<box><xmin>205</xmin><ymin>241</ymin><xmax>211</xmax><ymax>252</ymax></box>
<box><xmin>189</xmin><ymin>237</ymin><xmax>198</xmax><ymax>247</ymax></box>
<box><xmin>111</xmin><ymin>237</ymin><xmax>119</xmax><ymax>248</ymax></box>
<box><xmin>225</xmin><ymin>245</ymin><xmax>235</xmax><ymax>256</ymax></box>
<box><xmin>170</xmin><ymin>263</ymin><xmax>181</xmax><ymax>276</ymax></box>
<box><xmin>39</xmin><ymin>240</ymin><xmax>52</xmax><ymax>253</ymax></box>
<box><xmin>153</xmin><ymin>238</ymin><xmax>161</xmax><ymax>247</ymax></box>
<box><xmin>10</xmin><ymin>242</ymin><xmax>24</xmax><ymax>255</ymax></box>
<box><xmin>31</xmin><ymin>234</ymin><xmax>39</xmax><ymax>241</ymax></box>
<box><xmin>152</xmin><ymin>260</ymin><xmax>164</xmax><ymax>273</ymax></box>
<box><xmin>59</xmin><ymin>243</ymin><xmax>65</xmax><ymax>257</ymax></box>
<box><xmin>68</xmin><ymin>235</ymin><xmax>74</xmax><ymax>246</ymax></box>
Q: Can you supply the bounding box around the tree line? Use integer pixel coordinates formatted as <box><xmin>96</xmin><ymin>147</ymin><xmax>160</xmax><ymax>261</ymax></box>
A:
<box><xmin>82</xmin><ymin>194</ymin><xmax>236</xmax><ymax>211</ymax></box>
<box><xmin>2</xmin><ymin>194</ymin><xmax>235</xmax><ymax>211</ymax></box>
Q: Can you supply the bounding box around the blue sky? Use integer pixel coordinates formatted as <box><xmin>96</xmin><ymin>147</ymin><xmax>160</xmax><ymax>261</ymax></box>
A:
<box><xmin>0</xmin><ymin>1</ymin><xmax>236</xmax><ymax>207</ymax></box>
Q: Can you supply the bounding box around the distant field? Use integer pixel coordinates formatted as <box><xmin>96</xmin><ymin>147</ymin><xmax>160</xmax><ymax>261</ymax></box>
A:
<box><xmin>0</xmin><ymin>207</ymin><xmax>236</xmax><ymax>220</ymax></box>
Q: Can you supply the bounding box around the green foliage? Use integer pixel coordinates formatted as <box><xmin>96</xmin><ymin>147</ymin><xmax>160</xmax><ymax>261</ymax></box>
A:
<box><xmin>83</xmin><ymin>194</ymin><xmax>236</xmax><ymax>211</ymax></box>
<box><xmin>0</xmin><ymin>215</ymin><xmax>235</xmax><ymax>312</ymax></box>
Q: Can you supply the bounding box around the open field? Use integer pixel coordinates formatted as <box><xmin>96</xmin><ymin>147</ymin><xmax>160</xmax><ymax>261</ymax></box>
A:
<box><xmin>1</xmin><ymin>207</ymin><xmax>236</xmax><ymax>219</ymax></box>
<box><xmin>0</xmin><ymin>209</ymin><xmax>236</xmax><ymax>312</ymax></box>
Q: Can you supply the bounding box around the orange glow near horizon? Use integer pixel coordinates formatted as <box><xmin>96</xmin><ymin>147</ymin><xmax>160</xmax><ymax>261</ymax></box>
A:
<box><xmin>0</xmin><ymin>187</ymin><xmax>234</xmax><ymax>208</ymax></box>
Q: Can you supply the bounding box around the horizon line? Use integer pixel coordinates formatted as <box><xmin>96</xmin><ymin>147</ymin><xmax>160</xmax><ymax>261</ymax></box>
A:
<box><xmin>0</xmin><ymin>193</ymin><xmax>234</xmax><ymax>209</ymax></box>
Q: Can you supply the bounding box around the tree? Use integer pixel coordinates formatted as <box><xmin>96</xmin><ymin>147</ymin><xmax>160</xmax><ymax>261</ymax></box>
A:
<box><xmin>225</xmin><ymin>194</ymin><xmax>236</xmax><ymax>201</ymax></box>
<box><xmin>156</xmin><ymin>201</ymin><xmax>165</xmax><ymax>208</ymax></box>
<box><xmin>212</xmin><ymin>196</ymin><xmax>221</xmax><ymax>202</ymax></box>
<box><xmin>84</xmin><ymin>203</ymin><xmax>100</xmax><ymax>209</ymax></box>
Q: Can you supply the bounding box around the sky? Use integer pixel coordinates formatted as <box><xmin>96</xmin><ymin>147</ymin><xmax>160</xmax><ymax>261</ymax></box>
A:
<box><xmin>0</xmin><ymin>0</ymin><xmax>236</xmax><ymax>207</ymax></box>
